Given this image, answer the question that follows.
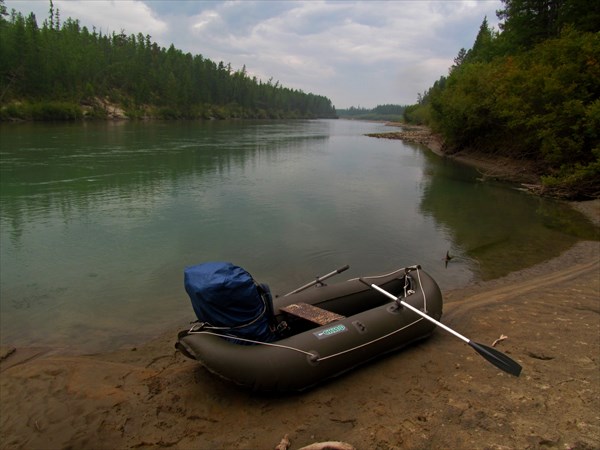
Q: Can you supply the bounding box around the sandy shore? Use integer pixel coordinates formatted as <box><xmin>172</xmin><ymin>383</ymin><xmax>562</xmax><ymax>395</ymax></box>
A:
<box><xmin>1</xmin><ymin>130</ymin><xmax>598</xmax><ymax>449</ymax></box>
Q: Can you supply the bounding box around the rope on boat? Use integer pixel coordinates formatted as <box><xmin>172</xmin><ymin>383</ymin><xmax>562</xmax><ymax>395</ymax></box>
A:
<box><xmin>187</xmin><ymin>329</ymin><xmax>319</xmax><ymax>358</ymax></box>
<box><xmin>415</xmin><ymin>267</ymin><xmax>428</xmax><ymax>313</ymax></box>
<box><xmin>349</xmin><ymin>265</ymin><xmax>427</xmax><ymax>312</ymax></box>
<box><xmin>188</xmin><ymin>318</ymin><xmax>425</xmax><ymax>362</ymax></box>
<box><xmin>186</xmin><ymin>266</ymin><xmax>431</xmax><ymax>363</ymax></box>
<box><xmin>347</xmin><ymin>266</ymin><xmax>407</xmax><ymax>282</ymax></box>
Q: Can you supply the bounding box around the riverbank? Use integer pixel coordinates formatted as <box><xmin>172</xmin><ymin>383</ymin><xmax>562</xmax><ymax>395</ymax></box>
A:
<box><xmin>0</xmin><ymin>97</ymin><xmax>337</xmax><ymax>122</ymax></box>
<box><xmin>367</xmin><ymin>124</ymin><xmax>545</xmax><ymax>187</ymax></box>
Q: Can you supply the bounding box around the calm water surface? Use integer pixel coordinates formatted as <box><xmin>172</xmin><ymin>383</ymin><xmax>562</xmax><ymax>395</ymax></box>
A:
<box><xmin>0</xmin><ymin>120</ymin><xmax>596</xmax><ymax>352</ymax></box>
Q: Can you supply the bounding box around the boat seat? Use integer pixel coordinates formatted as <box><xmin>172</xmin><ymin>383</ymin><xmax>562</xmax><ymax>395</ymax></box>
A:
<box><xmin>280</xmin><ymin>302</ymin><xmax>345</xmax><ymax>326</ymax></box>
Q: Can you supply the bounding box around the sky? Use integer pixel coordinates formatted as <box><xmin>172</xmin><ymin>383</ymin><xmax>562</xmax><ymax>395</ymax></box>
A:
<box><xmin>7</xmin><ymin>0</ymin><xmax>504</xmax><ymax>109</ymax></box>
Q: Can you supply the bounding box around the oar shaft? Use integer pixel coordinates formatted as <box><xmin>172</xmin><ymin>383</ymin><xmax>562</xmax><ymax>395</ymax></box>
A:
<box><xmin>362</xmin><ymin>278</ymin><xmax>522</xmax><ymax>377</ymax></box>
<box><xmin>368</xmin><ymin>282</ymin><xmax>470</xmax><ymax>344</ymax></box>
<box><xmin>285</xmin><ymin>265</ymin><xmax>350</xmax><ymax>296</ymax></box>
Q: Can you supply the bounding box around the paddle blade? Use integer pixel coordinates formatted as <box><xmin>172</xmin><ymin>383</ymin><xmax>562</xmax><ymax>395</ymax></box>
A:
<box><xmin>469</xmin><ymin>341</ymin><xmax>522</xmax><ymax>377</ymax></box>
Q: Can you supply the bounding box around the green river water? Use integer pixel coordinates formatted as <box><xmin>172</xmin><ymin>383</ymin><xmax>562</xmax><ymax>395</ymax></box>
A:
<box><xmin>0</xmin><ymin>119</ymin><xmax>596</xmax><ymax>353</ymax></box>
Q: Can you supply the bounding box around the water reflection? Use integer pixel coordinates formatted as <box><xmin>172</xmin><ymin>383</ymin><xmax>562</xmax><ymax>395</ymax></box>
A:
<box><xmin>418</xmin><ymin>147</ymin><xmax>597</xmax><ymax>280</ymax></box>
<box><xmin>1</xmin><ymin>121</ymin><xmax>330</xmax><ymax>248</ymax></box>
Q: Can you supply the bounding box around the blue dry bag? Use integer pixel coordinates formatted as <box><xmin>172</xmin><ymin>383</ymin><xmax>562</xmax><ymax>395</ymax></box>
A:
<box><xmin>184</xmin><ymin>262</ymin><xmax>276</xmax><ymax>344</ymax></box>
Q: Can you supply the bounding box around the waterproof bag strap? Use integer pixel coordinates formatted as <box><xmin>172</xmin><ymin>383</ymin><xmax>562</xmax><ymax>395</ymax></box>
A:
<box><xmin>255</xmin><ymin>282</ymin><xmax>278</xmax><ymax>330</ymax></box>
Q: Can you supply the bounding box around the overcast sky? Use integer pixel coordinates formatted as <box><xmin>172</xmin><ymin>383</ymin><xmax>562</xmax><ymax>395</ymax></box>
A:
<box><xmin>8</xmin><ymin>0</ymin><xmax>503</xmax><ymax>108</ymax></box>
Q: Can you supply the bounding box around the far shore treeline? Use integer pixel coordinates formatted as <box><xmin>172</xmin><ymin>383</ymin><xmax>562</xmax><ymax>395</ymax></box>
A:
<box><xmin>403</xmin><ymin>0</ymin><xmax>599</xmax><ymax>199</ymax></box>
<box><xmin>336</xmin><ymin>104</ymin><xmax>406</xmax><ymax>122</ymax></box>
<box><xmin>0</xmin><ymin>0</ymin><xmax>336</xmax><ymax>120</ymax></box>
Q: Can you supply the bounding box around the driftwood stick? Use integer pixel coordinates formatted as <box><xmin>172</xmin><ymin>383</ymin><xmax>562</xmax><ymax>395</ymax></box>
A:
<box><xmin>275</xmin><ymin>434</ymin><xmax>356</xmax><ymax>450</ymax></box>
<box><xmin>275</xmin><ymin>434</ymin><xmax>291</xmax><ymax>450</ymax></box>
<box><xmin>492</xmin><ymin>334</ymin><xmax>508</xmax><ymax>347</ymax></box>
<box><xmin>298</xmin><ymin>442</ymin><xmax>356</xmax><ymax>450</ymax></box>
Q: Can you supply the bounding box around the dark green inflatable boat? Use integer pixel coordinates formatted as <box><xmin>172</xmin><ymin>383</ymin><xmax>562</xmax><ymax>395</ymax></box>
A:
<box><xmin>176</xmin><ymin>265</ymin><xmax>443</xmax><ymax>392</ymax></box>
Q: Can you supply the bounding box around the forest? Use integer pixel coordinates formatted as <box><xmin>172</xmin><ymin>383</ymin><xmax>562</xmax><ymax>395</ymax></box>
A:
<box><xmin>0</xmin><ymin>1</ymin><xmax>337</xmax><ymax>121</ymax></box>
<box><xmin>404</xmin><ymin>0</ymin><xmax>599</xmax><ymax>199</ymax></box>
<box><xmin>336</xmin><ymin>104</ymin><xmax>406</xmax><ymax>122</ymax></box>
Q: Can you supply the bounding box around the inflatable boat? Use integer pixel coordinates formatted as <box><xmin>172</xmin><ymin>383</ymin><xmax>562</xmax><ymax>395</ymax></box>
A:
<box><xmin>176</xmin><ymin>264</ymin><xmax>443</xmax><ymax>392</ymax></box>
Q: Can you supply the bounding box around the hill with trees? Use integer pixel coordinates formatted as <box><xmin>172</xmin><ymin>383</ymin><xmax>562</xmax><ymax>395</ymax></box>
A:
<box><xmin>336</xmin><ymin>104</ymin><xmax>406</xmax><ymax>122</ymax></box>
<box><xmin>404</xmin><ymin>0</ymin><xmax>599</xmax><ymax>199</ymax></box>
<box><xmin>0</xmin><ymin>1</ymin><xmax>336</xmax><ymax>121</ymax></box>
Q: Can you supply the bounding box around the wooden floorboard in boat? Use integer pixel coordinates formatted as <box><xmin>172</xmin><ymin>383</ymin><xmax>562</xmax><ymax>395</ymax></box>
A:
<box><xmin>280</xmin><ymin>302</ymin><xmax>345</xmax><ymax>326</ymax></box>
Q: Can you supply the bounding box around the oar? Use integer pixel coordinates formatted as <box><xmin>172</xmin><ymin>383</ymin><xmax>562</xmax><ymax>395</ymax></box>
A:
<box><xmin>359</xmin><ymin>279</ymin><xmax>522</xmax><ymax>377</ymax></box>
<box><xmin>284</xmin><ymin>265</ymin><xmax>350</xmax><ymax>296</ymax></box>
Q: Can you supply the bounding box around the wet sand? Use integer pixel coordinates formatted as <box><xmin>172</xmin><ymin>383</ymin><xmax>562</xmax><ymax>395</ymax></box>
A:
<box><xmin>1</xmin><ymin>131</ymin><xmax>598</xmax><ymax>449</ymax></box>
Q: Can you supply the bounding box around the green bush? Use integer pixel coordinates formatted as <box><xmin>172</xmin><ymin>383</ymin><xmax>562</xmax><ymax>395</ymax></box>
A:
<box><xmin>0</xmin><ymin>101</ymin><xmax>83</xmax><ymax>121</ymax></box>
<box><xmin>542</xmin><ymin>151</ymin><xmax>600</xmax><ymax>199</ymax></box>
<box><xmin>29</xmin><ymin>102</ymin><xmax>83</xmax><ymax>120</ymax></box>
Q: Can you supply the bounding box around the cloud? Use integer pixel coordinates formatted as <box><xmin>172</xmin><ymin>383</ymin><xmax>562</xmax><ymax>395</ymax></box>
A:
<box><xmin>178</xmin><ymin>0</ymin><xmax>500</xmax><ymax>105</ymax></box>
<box><xmin>46</xmin><ymin>0</ymin><xmax>168</xmax><ymax>37</ymax></box>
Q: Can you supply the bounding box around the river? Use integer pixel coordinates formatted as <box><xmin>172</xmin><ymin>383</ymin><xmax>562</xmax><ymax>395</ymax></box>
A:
<box><xmin>0</xmin><ymin>119</ymin><xmax>596</xmax><ymax>352</ymax></box>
